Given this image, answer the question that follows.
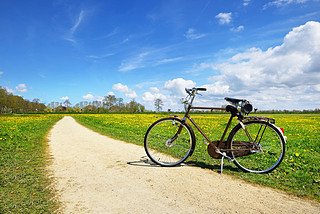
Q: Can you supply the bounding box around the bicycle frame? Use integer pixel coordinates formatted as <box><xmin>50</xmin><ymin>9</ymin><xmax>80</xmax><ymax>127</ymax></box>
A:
<box><xmin>180</xmin><ymin>105</ymin><xmax>233</xmax><ymax>153</ymax></box>
<box><xmin>173</xmin><ymin>104</ymin><xmax>265</xmax><ymax>156</ymax></box>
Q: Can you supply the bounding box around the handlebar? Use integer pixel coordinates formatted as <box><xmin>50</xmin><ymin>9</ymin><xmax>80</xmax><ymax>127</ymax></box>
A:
<box><xmin>185</xmin><ymin>87</ymin><xmax>207</xmax><ymax>95</ymax></box>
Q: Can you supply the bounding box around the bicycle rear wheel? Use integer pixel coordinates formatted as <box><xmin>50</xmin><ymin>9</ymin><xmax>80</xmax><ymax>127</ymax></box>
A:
<box><xmin>228</xmin><ymin>121</ymin><xmax>285</xmax><ymax>174</ymax></box>
<box><xmin>144</xmin><ymin>117</ymin><xmax>196</xmax><ymax>166</ymax></box>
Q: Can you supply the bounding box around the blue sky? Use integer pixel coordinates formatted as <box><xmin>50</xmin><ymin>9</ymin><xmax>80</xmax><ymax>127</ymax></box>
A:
<box><xmin>1</xmin><ymin>0</ymin><xmax>320</xmax><ymax>111</ymax></box>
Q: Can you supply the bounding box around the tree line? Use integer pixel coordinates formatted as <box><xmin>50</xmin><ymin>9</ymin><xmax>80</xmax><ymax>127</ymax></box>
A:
<box><xmin>47</xmin><ymin>95</ymin><xmax>146</xmax><ymax>113</ymax></box>
<box><xmin>0</xmin><ymin>87</ymin><xmax>46</xmax><ymax>113</ymax></box>
<box><xmin>0</xmin><ymin>87</ymin><xmax>146</xmax><ymax>113</ymax></box>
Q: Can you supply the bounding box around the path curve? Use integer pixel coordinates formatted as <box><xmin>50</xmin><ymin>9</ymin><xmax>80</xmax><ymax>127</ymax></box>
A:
<box><xmin>47</xmin><ymin>116</ymin><xmax>319</xmax><ymax>213</ymax></box>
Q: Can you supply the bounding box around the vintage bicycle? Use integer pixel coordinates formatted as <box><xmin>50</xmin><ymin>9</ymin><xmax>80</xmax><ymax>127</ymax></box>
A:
<box><xmin>144</xmin><ymin>87</ymin><xmax>286</xmax><ymax>174</ymax></box>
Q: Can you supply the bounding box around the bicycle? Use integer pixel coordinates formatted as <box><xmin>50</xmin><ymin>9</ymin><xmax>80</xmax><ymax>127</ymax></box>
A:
<box><xmin>144</xmin><ymin>87</ymin><xmax>286</xmax><ymax>174</ymax></box>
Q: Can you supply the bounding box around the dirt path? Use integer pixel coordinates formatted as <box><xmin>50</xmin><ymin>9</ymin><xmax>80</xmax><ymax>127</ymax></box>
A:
<box><xmin>47</xmin><ymin>116</ymin><xmax>319</xmax><ymax>213</ymax></box>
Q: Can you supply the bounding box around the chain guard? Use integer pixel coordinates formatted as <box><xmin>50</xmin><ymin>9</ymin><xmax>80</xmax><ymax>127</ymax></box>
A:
<box><xmin>207</xmin><ymin>141</ymin><xmax>254</xmax><ymax>159</ymax></box>
<box><xmin>207</xmin><ymin>141</ymin><xmax>227</xmax><ymax>159</ymax></box>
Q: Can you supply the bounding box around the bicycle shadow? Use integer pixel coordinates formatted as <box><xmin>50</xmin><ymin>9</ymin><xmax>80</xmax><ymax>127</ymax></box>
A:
<box><xmin>127</xmin><ymin>156</ymin><xmax>187</xmax><ymax>168</ymax></box>
<box><xmin>127</xmin><ymin>156</ymin><xmax>240</xmax><ymax>173</ymax></box>
<box><xmin>185</xmin><ymin>160</ymin><xmax>241</xmax><ymax>174</ymax></box>
<box><xmin>127</xmin><ymin>156</ymin><xmax>161</xmax><ymax>167</ymax></box>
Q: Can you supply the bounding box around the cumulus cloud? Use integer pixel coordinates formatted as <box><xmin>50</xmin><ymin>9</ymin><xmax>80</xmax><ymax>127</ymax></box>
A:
<box><xmin>3</xmin><ymin>84</ymin><xmax>28</xmax><ymax>94</ymax></box>
<box><xmin>112</xmin><ymin>83</ymin><xmax>137</xmax><ymax>98</ymax></box>
<box><xmin>82</xmin><ymin>93</ymin><xmax>104</xmax><ymax>101</ymax></box>
<box><xmin>15</xmin><ymin>84</ymin><xmax>28</xmax><ymax>93</ymax></box>
<box><xmin>215</xmin><ymin>12</ymin><xmax>232</xmax><ymax>25</ymax></box>
<box><xmin>5</xmin><ymin>87</ymin><xmax>14</xmax><ymax>94</ymax></box>
<box><xmin>82</xmin><ymin>93</ymin><xmax>94</xmax><ymax>100</ymax></box>
<box><xmin>107</xmin><ymin>91</ymin><xmax>115</xmax><ymax>96</ymax></box>
<box><xmin>142</xmin><ymin>91</ymin><xmax>166</xmax><ymax>102</ymax></box>
<box><xmin>60</xmin><ymin>96</ymin><xmax>69</xmax><ymax>101</ymax></box>
<box><xmin>0</xmin><ymin>71</ymin><xmax>3</xmax><ymax>76</ymax></box>
<box><xmin>164</xmin><ymin>78</ymin><xmax>196</xmax><ymax>97</ymax></box>
<box><xmin>197</xmin><ymin>21</ymin><xmax>320</xmax><ymax>110</ymax></box>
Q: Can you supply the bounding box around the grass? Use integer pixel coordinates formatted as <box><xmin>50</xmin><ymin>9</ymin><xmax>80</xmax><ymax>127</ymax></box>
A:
<box><xmin>73</xmin><ymin>113</ymin><xmax>320</xmax><ymax>201</ymax></box>
<box><xmin>1</xmin><ymin>113</ymin><xmax>318</xmax><ymax>213</ymax></box>
<box><xmin>0</xmin><ymin>114</ymin><xmax>63</xmax><ymax>213</ymax></box>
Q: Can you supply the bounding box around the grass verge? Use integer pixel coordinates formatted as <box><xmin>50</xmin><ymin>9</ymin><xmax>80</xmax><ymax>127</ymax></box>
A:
<box><xmin>0</xmin><ymin>114</ymin><xmax>63</xmax><ymax>213</ymax></box>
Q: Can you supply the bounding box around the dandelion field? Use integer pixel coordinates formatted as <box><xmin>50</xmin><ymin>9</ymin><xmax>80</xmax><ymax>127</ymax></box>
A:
<box><xmin>73</xmin><ymin>113</ymin><xmax>320</xmax><ymax>201</ymax></box>
<box><xmin>0</xmin><ymin>113</ymin><xmax>319</xmax><ymax>213</ymax></box>
<box><xmin>0</xmin><ymin>114</ymin><xmax>63</xmax><ymax>213</ymax></box>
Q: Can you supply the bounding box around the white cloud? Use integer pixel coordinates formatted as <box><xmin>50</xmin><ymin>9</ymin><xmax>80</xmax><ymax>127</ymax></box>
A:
<box><xmin>243</xmin><ymin>0</ymin><xmax>251</xmax><ymax>6</ymax></box>
<box><xmin>184</xmin><ymin>28</ymin><xmax>207</xmax><ymax>40</ymax></box>
<box><xmin>15</xmin><ymin>84</ymin><xmax>28</xmax><ymax>93</ymax></box>
<box><xmin>107</xmin><ymin>91</ymin><xmax>115</xmax><ymax>96</ymax></box>
<box><xmin>0</xmin><ymin>71</ymin><xmax>3</xmax><ymax>76</ymax></box>
<box><xmin>215</xmin><ymin>12</ymin><xmax>232</xmax><ymax>25</ymax></box>
<box><xmin>198</xmin><ymin>21</ymin><xmax>320</xmax><ymax>110</ymax></box>
<box><xmin>60</xmin><ymin>96</ymin><xmax>69</xmax><ymax>101</ymax></box>
<box><xmin>82</xmin><ymin>93</ymin><xmax>94</xmax><ymax>100</ymax></box>
<box><xmin>118</xmin><ymin>46</ymin><xmax>182</xmax><ymax>72</ymax></box>
<box><xmin>164</xmin><ymin>78</ymin><xmax>196</xmax><ymax>97</ymax></box>
<box><xmin>5</xmin><ymin>87</ymin><xmax>14</xmax><ymax>94</ymax></box>
<box><xmin>112</xmin><ymin>83</ymin><xmax>137</xmax><ymax>98</ymax></box>
<box><xmin>119</xmin><ymin>51</ymin><xmax>150</xmax><ymax>72</ymax></box>
<box><xmin>82</xmin><ymin>93</ymin><xmax>104</xmax><ymax>101</ymax></box>
<box><xmin>231</xmin><ymin>25</ymin><xmax>244</xmax><ymax>32</ymax></box>
<box><xmin>157</xmin><ymin>57</ymin><xmax>183</xmax><ymax>64</ymax></box>
<box><xmin>150</xmin><ymin>87</ymin><xmax>160</xmax><ymax>93</ymax></box>
<box><xmin>142</xmin><ymin>91</ymin><xmax>166</xmax><ymax>102</ymax></box>
<box><xmin>70</xmin><ymin>10</ymin><xmax>85</xmax><ymax>34</ymax></box>
<box><xmin>64</xmin><ymin>10</ymin><xmax>85</xmax><ymax>44</ymax></box>
<box><xmin>264</xmin><ymin>0</ymin><xmax>309</xmax><ymax>9</ymax></box>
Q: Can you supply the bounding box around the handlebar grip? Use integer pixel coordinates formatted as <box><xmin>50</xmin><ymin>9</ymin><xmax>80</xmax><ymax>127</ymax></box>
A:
<box><xmin>185</xmin><ymin>88</ymin><xmax>192</xmax><ymax>95</ymax></box>
<box><xmin>197</xmin><ymin>88</ymin><xmax>207</xmax><ymax>91</ymax></box>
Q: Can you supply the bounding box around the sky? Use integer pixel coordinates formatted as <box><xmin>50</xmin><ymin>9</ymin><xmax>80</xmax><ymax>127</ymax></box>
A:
<box><xmin>1</xmin><ymin>0</ymin><xmax>320</xmax><ymax>111</ymax></box>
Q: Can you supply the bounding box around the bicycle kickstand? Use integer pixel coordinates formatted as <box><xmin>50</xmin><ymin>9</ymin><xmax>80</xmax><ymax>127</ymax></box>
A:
<box><xmin>220</xmin><ymin>152</ymin><xmax>226</xmax><ymax>174</ymax></box>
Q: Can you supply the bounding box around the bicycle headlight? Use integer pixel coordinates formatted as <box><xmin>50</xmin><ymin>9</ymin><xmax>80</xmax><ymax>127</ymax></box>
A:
<box><xmin>241</xmin><ymin>101</ymin><xmax>253</xmax><ymax>115</ymax></box>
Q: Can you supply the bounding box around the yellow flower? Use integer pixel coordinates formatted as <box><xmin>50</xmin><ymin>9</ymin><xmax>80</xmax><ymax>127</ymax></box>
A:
<box><xmin>295</xmin><ymin>153</ymin><xmax>299</xmax><ymax>157</ymax></box>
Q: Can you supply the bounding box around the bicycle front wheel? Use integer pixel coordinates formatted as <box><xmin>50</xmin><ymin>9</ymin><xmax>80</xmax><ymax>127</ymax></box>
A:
<box><xmin>228</xmin><ymin>121</ymin><xmax>285</xmax><ymax>174</ymax></box>
<box><xmin>144</xmin><ymin>117</ymin><xmax>196</xmax><ymax>166</ymax></box>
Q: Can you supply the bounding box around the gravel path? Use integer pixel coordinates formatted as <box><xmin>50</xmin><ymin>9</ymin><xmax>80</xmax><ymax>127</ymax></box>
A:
<box><xmin>47</xmin><ymin>116</ymin><xmax>319</xmax><ymax>213</ymax></box>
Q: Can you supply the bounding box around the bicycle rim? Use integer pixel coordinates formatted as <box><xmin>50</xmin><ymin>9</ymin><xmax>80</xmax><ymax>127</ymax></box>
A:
<box><xmin>144</xmin><ymin>118</ymin><xmax>194</xmax><ymax>166</ymax></box>
<box><xmin>229</xmin><ymin>121</ymin><xmax>285</xmax><ymax>174</ymax></box>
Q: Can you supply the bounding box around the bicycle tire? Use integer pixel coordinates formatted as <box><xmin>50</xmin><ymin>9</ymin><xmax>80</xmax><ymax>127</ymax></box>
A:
<box><xmin>144</xmin><ymin>117</ymin><xmax>196</xmax><ymax>166</ymax></box>
<box><xmin>227</xmin><ymin>120</ymin><xmax>285</xmax><ymax>174</ymax></box>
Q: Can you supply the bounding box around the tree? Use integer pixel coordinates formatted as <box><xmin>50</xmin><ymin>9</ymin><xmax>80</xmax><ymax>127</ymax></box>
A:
<box><xmin>103</xmin><ymin>95</ymin><xmax>117</xmax><ymax>111</ymax></box>
<box><xmin>63</xmin><ymin>99</ymin><xmax>72</xmax><ymax>108</ymax></box>
<box><xmin>154</xmin><ymin>98</ymin><xmax>163</xmax><ymax>112</ymax></box>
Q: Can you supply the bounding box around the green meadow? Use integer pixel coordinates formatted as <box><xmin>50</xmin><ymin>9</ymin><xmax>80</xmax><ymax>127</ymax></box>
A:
<box><xmin>1</xmin><ymin>113</ymin><xmax>319</xmax><ymax>213</ymax></box>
